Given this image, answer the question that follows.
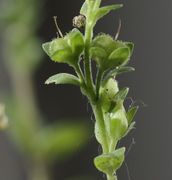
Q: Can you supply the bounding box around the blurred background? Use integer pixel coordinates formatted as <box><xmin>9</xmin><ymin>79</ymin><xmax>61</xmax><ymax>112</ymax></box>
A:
<box><xmin>0</xmin><ymin>0</ymin><xmax>172</xmax><ymax>180</ymax></box>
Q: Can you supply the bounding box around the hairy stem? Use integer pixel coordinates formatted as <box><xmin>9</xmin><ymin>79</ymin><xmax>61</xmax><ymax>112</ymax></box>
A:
<box><xmin>96</xmin><ymin>69</ymin><xmax>103</xmax><ymax>99</ymax></box>
<box><xmin>92</xmin><ymin>102</ymin><xmax>109</xmax><ymax>153</ymax></box>
<box><xmin>84</xmin><ymin>22</ymin><xmax>95</xmax><ymax>99</ymax></box>
<box><xmin>74</xmin><ymin>63</ymin><xmax>85</xmax><ymax>84</ymax></box>
<box><xmin>107</xmin><ymin>174</ymin><xmax>118</xmax><ymax>180</ymax></box>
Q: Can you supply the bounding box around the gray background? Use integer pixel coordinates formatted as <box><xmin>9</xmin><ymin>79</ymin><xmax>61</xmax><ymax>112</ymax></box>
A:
<box><xmin>0</xmin><ymin>0</ymin><xmax>172</xmax><ymax>179</ymax></box>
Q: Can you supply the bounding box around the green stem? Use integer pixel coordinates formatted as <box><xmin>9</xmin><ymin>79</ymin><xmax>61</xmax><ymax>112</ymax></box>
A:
<box><xmin>84</xmin><ymin>23</ymin><xmax>95</xmax><ymax>96</ymax></box>
<box><xmin>74</xmin><ymin>63</ymin><xmax>85</xmax><ymax>84</ymax></box>
<box><xmin>109</xmin><ymin>140</ymin><xmax>117</xmax><ymax>152</ymax></box>
<box><xmin>6</xmin><ymin>66</ymin><xmax>40</xmax><ymax>130</ymax></box>
<box><xmin>92</xmin><ymin>102</ymin><xmax>109</xmax><ymax>153</ymax></box>
<box><xmin>107</xmin><ymin>174</ymin><xmax>117</xmax><ymax>180</ymax></box>
<box><xmin>30</xmin><ymin>159</ymin><xmax>50</xmax><ymax>180</ymax></box>
<box><xmin>96</xmin><ymin>69</ymin><xmax>103</xmax><ymax>99</ymax></box>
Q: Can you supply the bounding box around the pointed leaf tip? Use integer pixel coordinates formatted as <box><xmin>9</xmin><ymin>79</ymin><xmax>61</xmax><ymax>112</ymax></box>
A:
<box><xmin>96</xmin><ymin>4</ymin><xmax>123</xmax><ymax>21</ymax></box>
<box><xmin>42</xmin><ymin>42</ymin><xmax>51</xmax><ymax>56</ymax></box>
<box><xmin>108</xmin><ymin>47</ymin><xmax>130</xmax><ymax>67</ymax></box>
<box><xmin>114</xmin><ymin>87</ymin><xmax>129</xmax><ymax>102</ymax></box>
<box><xmin>127</xmin><ymin>106</ymin><xmax>139</xmax><ymax>124</ymax></box>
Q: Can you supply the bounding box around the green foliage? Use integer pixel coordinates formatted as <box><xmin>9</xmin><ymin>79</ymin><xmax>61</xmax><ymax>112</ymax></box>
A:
<box><xmin>0</xmin><ymin>0</ymin><xmax>90</xmax><ymax>180</ymax></box>
<box><xmin>103</xmin><ymin>66</ymin><xmax>135</xmax><ymax>83</ymax></box>
<box><xmin>113</xmin><ymin>88</ymin><xmax>129</xmax><ymax>102</ymax></box>
<box><xmin>0</xmin><ymin>104</ymin><xmax>8</xmax><ymax>130</ymax></box>
<box><xmin>94</xmin><ymin>147</ymin><xmax>125</xmax><ymax>176</ymax></box>
<box><xmin>34</xmin><ymin>122</ymin><xmax>88</xmax><ymax>162</ymax></box>
<box><xmin>43</xmin><ymin>0</ymin><xmax>138</xmax><ymax>179</ymax></box>
<box><xmin>127</xmin><ymin>106</ymin><xmax>139</xmax><ymax>125</ymax></box>
<box><xmin>91</xmin><ymin>34</ymin><xmax>133</xmax><ymax>72</ymax></box>
<box><xmin>108</xmin><ymin>106</ymin><xmax>128</xmax><ymax>141</ymax></box>
<box><xmin>80</xmin><ymin>0</ymin><xmax>122</xmax><ymax>28</ymax></box>
<box><xmin>45</xmin><ymin>73</ymin><xmax>80</xmax><ymax>86</ymax></box>
<box><xmin>42</xmin><ymin>28</ymin><xmax>84</xmax><ymax>67</ymax></box>
<box><xmin>0</xmin><ymin>0</ymin><xmax>42</xmax><ymax>72</ymax></box>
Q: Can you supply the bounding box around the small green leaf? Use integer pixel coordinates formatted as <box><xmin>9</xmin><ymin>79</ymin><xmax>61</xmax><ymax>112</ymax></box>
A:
<box><xmin>65</xmin><ymin>28</ymin><xmax>84</xmax><ymax>56</ymax></box>
<box><xmin>128</xmin><ymin>121</ymin><xmax>136</xmax><ymax>132</ymax></box>
<box><xmin>90</xmin><ymin>47</ymin><xmax>107</xmax><ymax>66</ymax></box>
<box><xmin>96</xmin><ymin>4</ymin><xmax>123</xmax><ymax>22</ymax></box>
<box><xmin>42</xmin><ymin>29</ymin><xmax>84</xmax><ymax>66</ymax></box>
<box><xmin>103</xmin><ymin>66</ymin><xmax>135</xmax><ymax>83</ymax></box>
<box><xmin>109</xmin><ymin>107</ymin><xmax>128</xmax><ymax>140</ymax></box>
<box><xmin>92</xmin><ymin>34</ymin><xmax>116</xmax><ymax>55</ymax></box>
<box><xmin>45</xmin><ymin>73</ymin><xmax>80</xmax><ymax>86</ymax></box>
<box><xmin>127</xmin><ymin>106</ymin><xmax>138</xmax><ymax>124</ymax></box>
<box><xmin>108</xmin><ymin>47</ymin><xmax>130</xmax><ymax>67</ymax></box>
<box><xmin>95</xmin><ymin>121</ymin><xmax>103</xmax><ymax>145</ymax></box>
<box><xmin>50</xmin><ymin>38</ymin><xmax>69</xmax><ymax>55</ymax></box>
<box><xmin>42</xmin><ymin>42</ymin><xmax>51</xmax><ymax>56</ymax></box>
<box><xmin>125</xmin><ymin>42</ymin><xmax>134</xmax><ymax>55</ymax></box>
<box><xmin>123</xmin><ymin>121</ymin><xmax>136</xmax><ymax>137</ymax></box>
<box><xmin>115</xmin><ymin>66</ymin><xmax>135</xmax><ymax>75</ymax></box>
<box><xmin>42</xmin><ymin>38</ymin><xmax>74</xmax><ymax>64</ymax></box>
<box><xmin>92</xmin><ymin>35</ymin><xmax>134</xmax><ymax>72</ymax></box>
<box><xmin>94</xmin><ymin>147</ymin><xmax>125</xmax><ymax>176</ymax></box>
<box><xmin>80</xmin><ymin>1</ymin><xmax>88</xmax><ymax>16</ymax></box>
<box><xmin>110</xmin><ymin>117</ymin><xmax>128</xmax><ymax>140</ymax></box>
<box><xmin>51</xmin><ymin>48</ymin><xmax>73</xmax><ymax>63</ymax></box>
<box><xmin>113</xmin><ymin>88</ymin><xmax>129</xmax><ymax>102</ymax></box>
<box><xmin>80</xmin><ymin>0</ymin><xmax>101</xmax><ymax>18</ymax></box>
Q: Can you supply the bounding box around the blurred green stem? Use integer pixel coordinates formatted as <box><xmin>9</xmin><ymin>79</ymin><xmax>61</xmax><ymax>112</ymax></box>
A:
<box><xmin>6</xmin><ymin>63</ymin><xmax>40</xmax><ymax>129</ymax></box>
<box><xmin>107</xmin><ymin>175</ymin><xmax>117</xmax><ymax>180</ymax></box>
<box><xmin>30</xmin><ymin>159</ymin><xmax>49</xmax><ymax>180</ymax></box>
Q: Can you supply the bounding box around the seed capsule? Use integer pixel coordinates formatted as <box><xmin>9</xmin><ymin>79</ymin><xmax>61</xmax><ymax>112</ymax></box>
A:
<box><xmin>73</xmin><ymin>15</ymin><xmax>86</xmax><ymax>28</ymax></box>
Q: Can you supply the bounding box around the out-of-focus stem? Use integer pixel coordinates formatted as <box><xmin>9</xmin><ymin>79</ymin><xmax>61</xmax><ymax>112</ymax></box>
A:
<box><xmin>30</xmin><ymin>159</ymin><xmax>49</xmax><ymax>180</ymax></box>
<box><xmin>7</xmin><ymin>65</ymin><xmax>41</xmax><ymax>129</ymax></box>
<box><xmin>107</xmin><ymin>174</ymin><xmax>117</xmax><ymax>180</ymax></box>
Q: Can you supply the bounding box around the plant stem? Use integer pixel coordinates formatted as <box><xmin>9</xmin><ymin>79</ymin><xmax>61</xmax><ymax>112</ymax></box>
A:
<box><xmin>107</xmin><ymin>174</ymin><xmax>118</xmax><ymax>180</ymax></box>
<box><xmin>92</xmin><ymin>102</ymin><xmax>109</xmax><ymax>153</ymax></box>
<box><xmin>30</xmin><ymin>159</ymin><xmax>49</xmax><ymax>180</ymax></box>
<box><xmin>84</xmin><ymin>22</ymin><xmax>95</xmax><ymax>98</ymax></box>
<box><xmin>96</xmin><ymin>69</ymin><xmax>103</xmax><ymax>99</ymax></box>
<box><xmin>74</xmin><ymin>63</ymin><xmax>85</xmax><ymax>84</ymax></box>
<box><xmin>6</xmin><ymin>65</ymin><xmax>40</xmax><ymax>132</ymax></box>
